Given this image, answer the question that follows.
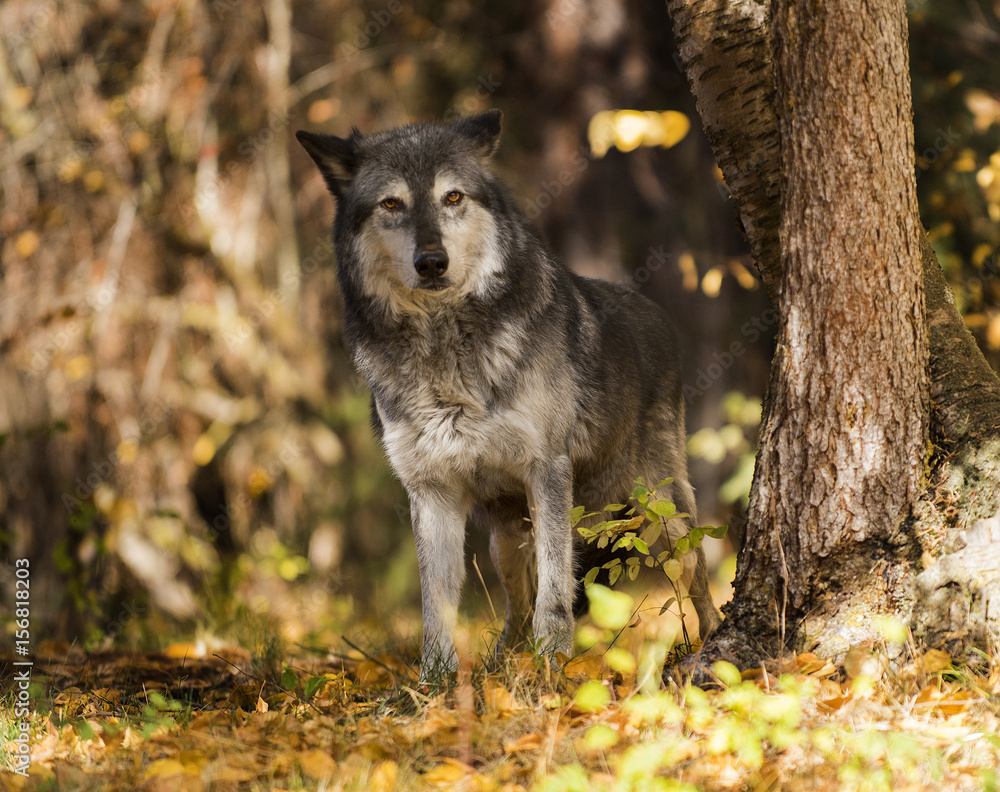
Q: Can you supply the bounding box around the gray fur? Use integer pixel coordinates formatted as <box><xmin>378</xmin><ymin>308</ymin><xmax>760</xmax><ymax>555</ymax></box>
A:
<box><xmin>297</xmin><ymin>111</ymin><xmax>721</xmax><ymax>679</ymax></box>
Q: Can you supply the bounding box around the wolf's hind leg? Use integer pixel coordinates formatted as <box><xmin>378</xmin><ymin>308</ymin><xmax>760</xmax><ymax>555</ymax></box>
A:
<box><xmin>488</xmin><ymin>527</ymin><xmax>534</xmax><ymax>652</ymax></box>
<box><xmin>664</xmin><ymin>476</ymin><xmax>722</xmax><ymax>640</ymax></box>
<box><xmin>684</xmin><ymin>546</ymin><xmax>722</xmax><ymax>639</ymax></box>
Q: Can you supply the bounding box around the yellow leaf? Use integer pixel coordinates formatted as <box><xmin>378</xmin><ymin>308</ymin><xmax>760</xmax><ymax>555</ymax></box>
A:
<box><xmin>953</xmin><ymin>149</ymin><xmax>977</xmax><ymax>172</ymax></box>
<box><xmin>83</xmin><ymin>170</ymin><xmax>105</xmax><ymax>192</ymax></box>
<box><xmin>370</xmin><ymin>760</ymin><xmax>398</xmax><ymax>792</ymax></box>
<box><xmin>15</xmin><ymin>231</ymin><xmax>39</xmax><ymax>258</ymax></box>
<box><xmin>164</xmin><ymin>642</ymin><xmax>205</xmax><ymax>659</ymax></box>
<box><xmin>424</xmin><ymin>758</ymin><xmax>473</xmax><ymax>786</ymax></box>
<box><xmin>298</xmin><ymin>749</ymin><xmax>336</xmax><ymax>781</ymax></box>
<box><xmin>116</xmin><ymin>439</ymin><xmax>138</xmax><ymax>465</ymax></box>
<box><xmin>143</xmin><ymin>759</ymin><xmax>198</xmax><ymax>779</ymax></box>
<box><xmin>65</xmin><ymin>355</ymin><xmax>91</xmax><ymax>382</ymax></box>
<box><xmin>987</xmin><ymin>316</ymin><xmax>1000</xmax><ymax>351</ymax></box>
<box><xmin>247</xmin><ymin>466</ymin><xmax>273</xmax><ymax>497</ymax></box>
<box><xmin>192</xmin><ymin>434</ymin><xmax>215</xmax><ymax>466</ymax></box>
<box><xmin>795</xmin><ymin>652</ymin><xmax>838</xmax><ymax>677</ymax></box>
<box><xmin>843</xmin><ymin>647</ymin><xmax>879</xmax><ymax>680</ymax></box>
<box><xmin>564</xmin><ymin>654</ymin><xmax>607</xmax><ymax>680</ymax></box>
<box><xmin>503</xmin><ymin>732</ymin><xmax>542</xmax><ymax>753</ymax></box>
<box><xmin>128</xmin><ymin>130</ymin><xmax>151</xmax><ymax>155</ymax></box>
<box><xmin>573</xmin><ymin>679</ymin><xmax>611</xmax><ymax>714</ymax></box>
<box><xmin>10</xmin><ymin>86</ymin><xmax>33</xmax><ymax>109</ymax></box>
<box><xmin>208</xmin><ymin>763</ymin><xmax>256</xmax><ymax>783</ymax></box>
<box><xmin>58</xmin><ymin>156</ymin><xmax>85</xmax><ymax>182</ymax></box>
<box><xmin>921</xmin><ymin>648</ymin><xmax>952</xmax><ymax>674</ymax></box>
<box><xmin>482</xmin><ymin>682</ymin><xmax>524</xmax><ymax>715</ymax></box>
<box><xmin>605</xmin><ymin>647</ymin><xmax>636</xmax><ymax>676</ymax></box>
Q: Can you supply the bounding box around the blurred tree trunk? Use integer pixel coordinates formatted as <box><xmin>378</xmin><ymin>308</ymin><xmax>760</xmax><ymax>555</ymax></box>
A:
<box><xmin>667</xmin><ymin>0</ymin><xmax>1000</xmax><ymax>668</ymax></box>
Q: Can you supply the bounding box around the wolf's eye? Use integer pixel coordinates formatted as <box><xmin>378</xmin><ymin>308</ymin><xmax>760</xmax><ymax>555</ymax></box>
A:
<box><xmin>380</xmin><ymin>197</ymin><xmax>402</xmax><ymax>212</ymax></box>
<box><xmin>444</xmin><ymin>190</ymin><xmax>464</xmax><ymax>205</ymax></box>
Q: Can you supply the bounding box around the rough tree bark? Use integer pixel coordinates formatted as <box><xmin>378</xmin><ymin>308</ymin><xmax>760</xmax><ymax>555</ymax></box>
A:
<box><xmin>667</xmin><ymin>0</ymin><xmax>1000</xmax><ymax>668</ymax></box>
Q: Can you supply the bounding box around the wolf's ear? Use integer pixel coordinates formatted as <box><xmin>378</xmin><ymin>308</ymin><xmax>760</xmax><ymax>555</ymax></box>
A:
<box><xmin>452</xmin><ymin>110</ymin><xmax>502</xmax><ymax>159</ymax></box>
<box><xmin>296</xmin><ymin>130</ymin><xmax>360</xmax><ymax>196</ymax></box>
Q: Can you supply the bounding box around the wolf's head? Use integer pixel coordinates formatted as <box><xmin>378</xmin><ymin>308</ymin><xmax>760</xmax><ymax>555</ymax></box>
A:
<box><xmin>297</xmin><ymin>111</ymin><xmax>509</xmax><ymax>312</ymax></box>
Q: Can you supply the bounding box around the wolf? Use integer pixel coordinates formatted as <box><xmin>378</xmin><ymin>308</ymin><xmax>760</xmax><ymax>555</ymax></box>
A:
<box><xmin>296</xmin><ymin>110</ymin><xmax>721</xmax><ymax>678</ymax></box>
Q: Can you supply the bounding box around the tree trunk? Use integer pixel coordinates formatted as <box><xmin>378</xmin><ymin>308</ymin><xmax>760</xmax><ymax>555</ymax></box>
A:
<box><xmin>666</xmin><ymin>0</ymin><xmax>1000</xmax><ymax>669</ymax></box>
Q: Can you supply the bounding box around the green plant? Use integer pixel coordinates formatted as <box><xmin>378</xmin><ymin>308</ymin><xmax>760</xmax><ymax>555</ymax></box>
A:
<box><xmin>574</xmin><ymin>478</ymin><xmax>727</xmax><ymax>647</ymax></box>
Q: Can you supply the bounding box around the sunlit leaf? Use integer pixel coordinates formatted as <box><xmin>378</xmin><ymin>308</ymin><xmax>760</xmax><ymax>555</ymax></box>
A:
<box><xmin>586</xmin><ymin>584</ymin><xmax>634</xmax><ymax>630</ymax></box>
<box><xmin>573</xmin><ymin>679</ymin><xmax>612</xmax><ymax>713</ymax></box>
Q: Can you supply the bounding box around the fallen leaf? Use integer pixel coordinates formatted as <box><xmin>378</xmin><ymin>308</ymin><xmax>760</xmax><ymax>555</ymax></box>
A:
<box><xmin>143</xmin><ymin>759</ymin><xmax>195</xmax><ymax>780</ymax></box>
<box><xmin>921</xmin><ymin>649</ymin><xmax>953</xmax><ymax>674</ymax></box>
<box><xmin>370</xmin><ymin>760</ymin><xmax>398</xmax><ymax>792</ymax></box>
<box><xmin>298</xmin><ymin>748</ymin><xmax>337</xmax><ymax>781</ymax></box>
<box><xmin>15</xmin><ymin>230</ymin><xmax>39</xmax><ymax>258</ymax></box>
<box><xmin>483</xmin><ymin>683</ymin><xmax>524</xmax><ymax>715</ymax></box>
<box><xmin>503</xmin><ymin>733</ymin><xmax>542</xmax><ymax>753</ymax></box>
<box><xmin>564</xmin><ymin>654</ymin><xmax>608</xmax><ymax>680</ymax></box>
<box><xmin>424</xmin><ymin>757</ymin><xmax>474</xmax><ymax>785</ymax></box>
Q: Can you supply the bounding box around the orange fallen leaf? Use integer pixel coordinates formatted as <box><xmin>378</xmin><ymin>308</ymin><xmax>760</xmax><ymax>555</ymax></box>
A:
<box><xmin>298</xmin><ymin>749</ymin><xmax>337</xmax><ymax>781</ymax></box>
<box><xmin>795</xmin><ymin>652</ymin><xmax>837</xmax><ymax>677</ymax></box>
<box><xmin>164</xmin><ymin>642</ymin><xmax>205</xmax><ymax>659</ymax></box>
<box><xmin>921</xmin><ymin>649</ymin><xmax>953</xmax><ymax>674</ymax></box>
<box><xmin>483</xmin><ymin>683</ymin><xmax>524</xmax><ymax>715</ymax></box>
<box><xmin>564</xmin><ymin>654</ymin><xmax>608</xmax><ymax>680</ymax></box>
<box><xmin>504</xmin><ymin>733</ymin><xmax>543</xmax><ymax>753</ymax></box>
<box><xmin>370</xmin><ymin>760</ymin><xmax>398</xmax><ymax>792</ymax></box>
<box><xmin>424</xmin><ymin>757</ymin><xmax>474</xmax><ymax>785</ymax></box>
<box><xmin>142</xmin><ymin>759</ymin><xmax>197</xmax><ymax>780</ymax></box>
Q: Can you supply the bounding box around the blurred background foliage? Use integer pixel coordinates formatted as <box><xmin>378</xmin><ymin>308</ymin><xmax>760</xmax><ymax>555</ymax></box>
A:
<box><xmin>0</xmin><ymin>0</ymin><xmax>997</xmax><ymax>651</ymax></box>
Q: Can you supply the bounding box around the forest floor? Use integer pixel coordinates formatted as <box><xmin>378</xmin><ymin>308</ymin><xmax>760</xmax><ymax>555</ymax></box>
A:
<box><xmin>2</xmin><ymin>588</ymin><xmax>999</xmax><ymax>792</ymax></box>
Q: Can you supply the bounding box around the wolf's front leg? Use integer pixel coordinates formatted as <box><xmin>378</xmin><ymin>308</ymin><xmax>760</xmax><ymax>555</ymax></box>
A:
<box><xmin>410</xmin><ymin>486</ymin><xmax>469</xmax><ymax>683</ymax></box>
<box><xmin>527</xmin><ymin>456</ymin><xmax>575</xmax><ymax>657</ymax></box>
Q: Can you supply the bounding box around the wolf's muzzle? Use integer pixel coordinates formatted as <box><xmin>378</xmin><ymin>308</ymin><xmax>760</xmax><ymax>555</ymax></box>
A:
<box><xmin>414</xmin><ymin>246</ymin><xmax>449</xmax><ymax>279</ymax></box>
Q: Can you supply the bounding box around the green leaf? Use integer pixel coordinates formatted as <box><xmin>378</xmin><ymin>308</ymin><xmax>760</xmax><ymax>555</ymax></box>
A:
<box><xmin>689</xmin><ymin>526</ymin><xmax>705</xmax><ymax>546</ymax></box>
<box><xmin>654</xmin><ymin>476</ymin><xmax>674</xmax><ymax>489</ymax></box>
<box><xmin>632</xmin><ymin>537</ymin><xmax>649</xmax><ymax>555</ymax></box>
<box><xmin>281</xmin><ymin>666</ymin><xmax>298</xmax><ymax>691</ymax></box>
<box><xmin>586</xmin><ymin>583</ymin><xmax>634</xmax><ymax>630</ymax></box>
<box><xmin>583</xmin><ymin>566</ymin><xmax>600</xmax><ymax>587</ymax></box>
<box><xmin>569</xmin><ymin>505</ymin><xmax>587</xmax><ymax>527</ymax></box>
<box><xmin>706</xmin><ymin>524</ymin><xmax>729</xmax><ymax>539</ymax></box>
<box><xmin>640</xmin><ymin>521</ymin><xmax>662</xmax><ymax>546</ymax></box>
<box><xmin>75</xmin><ymin>720</ymin><xmax>97</xmax><ymax>740</ymax></box>
<box><xmin>605</xmin><ymin>646</ymin><xmax>637</xmax><ymax>675</ymax></box>
<box><xmin>712</xmin><ymin>660</ymin><xmax>742</xmax><ymax>688</ymax></box>
<box><xmin>573</xmin><ymin>680</ymin><xmax>611</xmax><ymax>713</ymax></box>
<box><xmin>646</xmin><ymin>499</ymin><xmax>677</xmax><ymax>518</ymax></box>
<box><xmin>583</xmin><ymin>723</ymin><xmax>619</xmax><ymax>751</ymax></box>
<box><xmin>875</xmin><ymin>616</ymin><xmax>909</xmax><ymax>644</ymax></box>
<box><xmin>663</xmin><ymin>559</ymin><xmax>683</xmax><ymax>582</ymax></box>
<box><xmin>608</xmin><ymin>564</ymin><xmax>622</xmax><ymax>586</ymax></box>
<box><xmin>303</xmin><ymin>675</ymin><xmax>327</xmax><ymax>700</ymax></box>
<box><xmin>674</xmin><ymin>536</ymin><xmax>690</xmax><ymax>555</ymax></box>
<box><xmin>603</xmin><ymin>503</ymin><xmax>628</xmax><ymax>512</ymax></box>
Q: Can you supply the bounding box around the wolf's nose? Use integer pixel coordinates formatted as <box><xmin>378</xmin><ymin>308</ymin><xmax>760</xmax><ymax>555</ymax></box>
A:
<box><xmin>414</xmin><ymin>248</ymin><xmax>449</xmax><ymax>278</ymax></box>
